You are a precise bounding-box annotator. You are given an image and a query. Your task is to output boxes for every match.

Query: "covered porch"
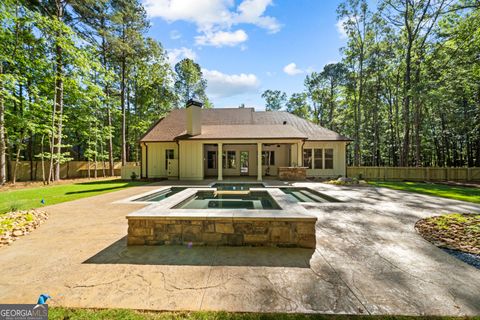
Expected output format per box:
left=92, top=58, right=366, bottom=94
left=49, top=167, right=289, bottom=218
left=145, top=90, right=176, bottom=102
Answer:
left=203, top=140, right=303, bottom=181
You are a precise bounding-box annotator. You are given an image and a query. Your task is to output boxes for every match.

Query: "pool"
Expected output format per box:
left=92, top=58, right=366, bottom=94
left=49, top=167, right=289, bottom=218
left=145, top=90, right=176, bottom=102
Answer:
left=211, top=183, right=265, bottom=191
left=133, top=187, right=187, bottom=202
left=280, top=187, right=340, bottom=203
left=173, top=190, right=281, bottom=209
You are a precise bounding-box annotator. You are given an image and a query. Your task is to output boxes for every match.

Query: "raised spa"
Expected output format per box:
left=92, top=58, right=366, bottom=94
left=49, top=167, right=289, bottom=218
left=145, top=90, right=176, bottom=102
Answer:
left=211, top=183, right=265, bottom=191
left=173, top=190, right=281, bottom=210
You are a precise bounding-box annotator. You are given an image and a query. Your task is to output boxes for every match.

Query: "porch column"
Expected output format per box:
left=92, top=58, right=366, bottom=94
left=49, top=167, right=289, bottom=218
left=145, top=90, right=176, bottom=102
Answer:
left=297, top=142, right=303, bottom=167
left=217, top=143, right=223, bottom=181
left=257, top=142, right=262, bottom=181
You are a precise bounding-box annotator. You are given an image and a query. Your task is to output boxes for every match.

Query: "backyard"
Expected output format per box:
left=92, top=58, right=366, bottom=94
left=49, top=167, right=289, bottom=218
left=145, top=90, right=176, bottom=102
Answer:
left=0, top=180, right=479, bottom=317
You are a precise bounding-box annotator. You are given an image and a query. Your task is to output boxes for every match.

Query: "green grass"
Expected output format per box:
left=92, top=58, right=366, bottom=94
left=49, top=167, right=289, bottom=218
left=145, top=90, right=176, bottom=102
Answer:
left=0, top=179, right=148, bottom=214
left=368, top=181, right=480, bottom=204
left=48, top=308, right=479, bottom=320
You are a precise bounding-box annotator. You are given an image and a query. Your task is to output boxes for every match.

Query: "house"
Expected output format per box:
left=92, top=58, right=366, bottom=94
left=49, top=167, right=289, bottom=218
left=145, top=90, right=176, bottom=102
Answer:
left=139, top=99, right=351, bottom=180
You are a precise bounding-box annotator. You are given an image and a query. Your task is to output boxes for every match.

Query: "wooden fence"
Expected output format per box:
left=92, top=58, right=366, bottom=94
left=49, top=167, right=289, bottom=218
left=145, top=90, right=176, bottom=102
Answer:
left=9, top=161, right=137, bottom=181
left=347, top=166, right=480, bottom=182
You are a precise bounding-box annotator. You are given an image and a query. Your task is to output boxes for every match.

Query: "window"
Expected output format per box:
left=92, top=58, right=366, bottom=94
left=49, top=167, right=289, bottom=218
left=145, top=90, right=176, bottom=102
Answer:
left=261, top=151, right=275, bottom=166
left=314, top=149, right=323, bottom=169
left=222, top=151, right=236, bottom=169
left=165, top=149, right=174, bottom=170
left=324, top=148, right=334, bottom=169
left=207, top=151, right=217, bottom=169
left=303, top=149, right=312, bottom=169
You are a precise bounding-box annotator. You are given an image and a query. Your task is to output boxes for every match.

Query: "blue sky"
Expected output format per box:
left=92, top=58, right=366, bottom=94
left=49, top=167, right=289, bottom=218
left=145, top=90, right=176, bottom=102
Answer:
left=144, top=0, right=348, bottom=109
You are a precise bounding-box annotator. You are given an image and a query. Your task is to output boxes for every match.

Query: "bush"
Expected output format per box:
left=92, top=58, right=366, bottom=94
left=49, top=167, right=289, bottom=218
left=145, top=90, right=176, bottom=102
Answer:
left=130, top=172, right=138, bottom=181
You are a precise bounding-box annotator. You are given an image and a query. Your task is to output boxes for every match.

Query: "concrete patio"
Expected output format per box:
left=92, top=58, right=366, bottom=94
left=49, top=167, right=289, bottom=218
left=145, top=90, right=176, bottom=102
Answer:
left=0, top=181, right=479, bottom=316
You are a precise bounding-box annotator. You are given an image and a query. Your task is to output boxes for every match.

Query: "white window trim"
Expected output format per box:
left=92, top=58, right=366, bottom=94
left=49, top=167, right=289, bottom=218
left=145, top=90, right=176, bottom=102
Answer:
left=304, top=148, right=334, bottom=170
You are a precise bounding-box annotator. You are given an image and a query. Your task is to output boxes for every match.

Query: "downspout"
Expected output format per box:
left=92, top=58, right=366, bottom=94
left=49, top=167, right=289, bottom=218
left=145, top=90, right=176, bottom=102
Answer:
left=176, top=140, right=180, bottom=180
left=145, top=143, right=149, bottom=179
left=140, top=142, right=144, bottom=178
left=345, top=142, right=349, bottom=177
left=301, top=139, right=306, bottom=166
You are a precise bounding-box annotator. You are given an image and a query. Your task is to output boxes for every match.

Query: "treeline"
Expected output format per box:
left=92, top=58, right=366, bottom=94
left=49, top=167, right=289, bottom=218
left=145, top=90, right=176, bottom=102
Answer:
left=0, top=0, right=209, bottom=184
left=263, top=0, right=480, bottom=168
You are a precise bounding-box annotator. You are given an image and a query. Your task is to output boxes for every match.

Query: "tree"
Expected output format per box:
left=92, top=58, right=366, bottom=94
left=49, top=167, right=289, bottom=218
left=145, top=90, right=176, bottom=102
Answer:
left=110, top=0, right=148, bottom=165
left=174, top=58, right=208, bottom=107
left=261, top=90, right=287, bottom=111
left=286, top=93, right=311, bottom=119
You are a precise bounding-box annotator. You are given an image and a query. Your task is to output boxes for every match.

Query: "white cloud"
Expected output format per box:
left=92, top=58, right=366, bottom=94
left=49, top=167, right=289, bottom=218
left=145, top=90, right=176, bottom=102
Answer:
left=336, top=17, right=349, bottom=39
left=235, top=0, right=281, bottom=33
left=195, top=29, right=248, bottom=47
left=167, top=47, right=197, bottom=65
left=170, top=29, right=182, bottom=40
left=203, top=68, right=260, bottom=98
left=143, top=0, right=281, bottom=47
left=283, top=63, right=303, bottom=76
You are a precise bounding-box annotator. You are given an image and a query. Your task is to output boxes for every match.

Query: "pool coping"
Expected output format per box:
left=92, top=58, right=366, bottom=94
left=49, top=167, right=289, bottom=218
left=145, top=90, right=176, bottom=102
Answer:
left=126, top=187, right=316, bottom=222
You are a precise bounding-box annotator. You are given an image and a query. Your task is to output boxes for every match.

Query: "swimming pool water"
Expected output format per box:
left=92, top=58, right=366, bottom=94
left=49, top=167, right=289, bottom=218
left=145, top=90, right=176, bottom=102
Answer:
left=173, top=191, right=281, bottom=209
left=133, top=187, right=187, bottom=202
left=279, top=188, right=339, bottom=203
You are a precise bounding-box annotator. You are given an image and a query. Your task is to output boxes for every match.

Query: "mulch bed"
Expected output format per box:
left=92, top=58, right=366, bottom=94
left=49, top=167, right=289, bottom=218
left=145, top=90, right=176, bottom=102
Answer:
left=415, top=213, right=480, bottom=255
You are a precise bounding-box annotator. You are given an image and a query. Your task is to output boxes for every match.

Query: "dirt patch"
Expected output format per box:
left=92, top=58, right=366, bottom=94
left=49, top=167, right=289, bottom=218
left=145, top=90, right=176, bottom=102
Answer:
left=415, top=213, right=480, bottom=255
left=1, top=209, right=49, bottom=246
left=0, top=177, right=120, bottom=191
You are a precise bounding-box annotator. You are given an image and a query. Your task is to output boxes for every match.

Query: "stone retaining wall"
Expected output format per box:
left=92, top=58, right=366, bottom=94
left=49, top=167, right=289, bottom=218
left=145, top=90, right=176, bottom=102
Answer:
left=278, top=167, right=307, bottom=181
left=127, top=217, right=316, bottom=248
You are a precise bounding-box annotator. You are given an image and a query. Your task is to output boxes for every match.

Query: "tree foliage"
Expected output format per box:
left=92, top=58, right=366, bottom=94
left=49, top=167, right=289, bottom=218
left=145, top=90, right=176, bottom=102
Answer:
left=263, top=0, right=480, bottom=167
left=0, top=0, right=210, bottom=183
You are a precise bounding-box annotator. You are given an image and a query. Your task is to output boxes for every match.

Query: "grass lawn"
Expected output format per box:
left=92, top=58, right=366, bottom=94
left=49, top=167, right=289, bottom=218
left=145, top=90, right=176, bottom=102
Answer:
left=368, top=181, right=480, bottom=204
left=49, top=308, right=479, bottom=320
left=0, top=179, right=148, bottom=214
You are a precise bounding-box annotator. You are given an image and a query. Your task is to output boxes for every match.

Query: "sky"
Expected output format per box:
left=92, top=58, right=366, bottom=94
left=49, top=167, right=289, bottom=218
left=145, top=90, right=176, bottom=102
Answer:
left=144, top=0, right=348, bottom=110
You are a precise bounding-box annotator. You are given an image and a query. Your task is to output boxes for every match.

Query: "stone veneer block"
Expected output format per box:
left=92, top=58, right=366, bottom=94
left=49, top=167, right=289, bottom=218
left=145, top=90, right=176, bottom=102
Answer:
left=127, top=216, right=316, bottom=249
left=278, top=167, right=308, bottom=181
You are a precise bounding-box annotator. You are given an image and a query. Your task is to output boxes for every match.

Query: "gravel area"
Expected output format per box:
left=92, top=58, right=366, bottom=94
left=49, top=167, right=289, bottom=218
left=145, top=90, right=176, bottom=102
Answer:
left=442, top=248, right=480, bottom=269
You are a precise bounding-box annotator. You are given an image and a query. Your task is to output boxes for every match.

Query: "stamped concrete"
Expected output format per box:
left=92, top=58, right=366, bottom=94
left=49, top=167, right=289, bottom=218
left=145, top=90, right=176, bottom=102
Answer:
left=0, top=181, right=479, bottom=315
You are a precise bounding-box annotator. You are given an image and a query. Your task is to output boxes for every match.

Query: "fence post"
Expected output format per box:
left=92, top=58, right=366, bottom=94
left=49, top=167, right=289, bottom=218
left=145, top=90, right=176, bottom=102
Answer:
left=467, top=167, right=471, bottom=181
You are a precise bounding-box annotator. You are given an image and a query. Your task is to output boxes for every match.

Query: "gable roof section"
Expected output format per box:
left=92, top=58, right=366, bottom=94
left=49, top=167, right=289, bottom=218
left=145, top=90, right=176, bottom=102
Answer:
left=140, top=108, right=351, bottom=142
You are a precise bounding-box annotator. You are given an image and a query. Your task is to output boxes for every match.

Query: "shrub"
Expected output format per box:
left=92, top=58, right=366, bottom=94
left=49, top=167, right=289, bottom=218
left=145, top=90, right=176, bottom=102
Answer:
left=130, top=172, right=138, bottom=180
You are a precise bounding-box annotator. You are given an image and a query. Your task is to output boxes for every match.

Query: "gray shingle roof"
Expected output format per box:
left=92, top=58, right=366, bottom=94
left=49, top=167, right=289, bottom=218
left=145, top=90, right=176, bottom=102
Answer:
left=140, top=108, right=351, bottom=142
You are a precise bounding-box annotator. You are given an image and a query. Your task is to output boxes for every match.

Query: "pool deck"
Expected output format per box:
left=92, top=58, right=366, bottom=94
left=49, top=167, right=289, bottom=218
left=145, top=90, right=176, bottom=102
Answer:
left=0, top=180, right=479, bottom=315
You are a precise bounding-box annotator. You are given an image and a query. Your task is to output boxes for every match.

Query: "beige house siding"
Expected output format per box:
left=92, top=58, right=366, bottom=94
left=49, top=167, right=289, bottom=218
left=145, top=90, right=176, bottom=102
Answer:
left=261, top=144, right=290, bottom=176
left=141, top=139, right=347, bottom=180
left=179, top=141, right=204, bottom=180
left=303, top=141, right=346, bottom=177
left=142, top=142, right=178, bottom=178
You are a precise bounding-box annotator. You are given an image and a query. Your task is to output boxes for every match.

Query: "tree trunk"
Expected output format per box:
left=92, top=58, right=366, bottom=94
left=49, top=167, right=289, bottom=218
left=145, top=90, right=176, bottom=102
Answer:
left=0, top=62, right=6, bottom=185
left=401, top=38, right=413, bottom=167
left=107, top=106, right=114, bottom=176
left=54, top=43, right=64, bottom=180
left=121, top=57, right=126, bottom=166
left=41, top=135, right=46, bottom=184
